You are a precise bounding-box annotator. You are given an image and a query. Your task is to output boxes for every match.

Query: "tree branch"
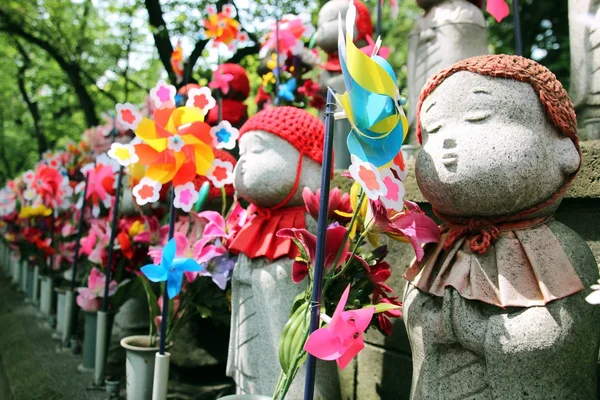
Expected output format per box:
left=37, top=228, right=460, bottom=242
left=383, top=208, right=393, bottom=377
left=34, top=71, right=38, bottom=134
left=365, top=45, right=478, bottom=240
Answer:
left=226, top=32, right=260, bottom=64
left=14, top=40, right=50, bottom=157
left=0, top=9, right=99, bottom=126
left=79, top=68, right=119, bottom=104
left=144, top=0, right=176, bottom=85
left=183, top=39, right=209, bottom=85
left=0, top=113, right=13, bottom=178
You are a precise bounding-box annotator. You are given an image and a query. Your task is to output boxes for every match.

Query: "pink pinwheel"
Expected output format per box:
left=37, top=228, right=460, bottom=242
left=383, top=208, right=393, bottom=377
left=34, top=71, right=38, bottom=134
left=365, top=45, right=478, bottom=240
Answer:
left=259, top=14, right=315, bottom=58
left=76, top=163, right=116, bottom=217
left=209, top=70, right=234, bottom=95
left=30, top=164, right=65, bottom=207
left=76, top=268, right=117, bottom=311
left=304, top=284, right=375, bottom=369
left=487, top=0, right=510, bottom=22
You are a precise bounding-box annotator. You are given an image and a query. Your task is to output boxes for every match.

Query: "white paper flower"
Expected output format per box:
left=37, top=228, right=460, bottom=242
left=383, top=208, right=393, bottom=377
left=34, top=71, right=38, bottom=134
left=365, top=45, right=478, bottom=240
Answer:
left=23, top=188, right=38, bottom=202
left=222, top=4, right=236, bottom=17
left=173, top=183, right=199, bottom=212
left=167, top=134, right=185, bottom=152
left=115, top=103, right=143, bottom=131
left=22, top=170, right=34, bottom=184
left=348, top=155, right=387, bottom=200
left=380, top=168, right=406, bottom=212
left=186, top=87, right=216, bottom=115
left=206, top=159, right=234, bottom=188
left=132, top=178, right=162, bottom=206
left=150, top=80, right=176, bottom=109
left=205, top=4, right=217, bottom=15
left=586, top=280, right=600, bottom=305
left=107, top=143, right=139, bottom=167
left=236, top=31, right=249, bottom=45
left=210, top=121, right=239, bottom=150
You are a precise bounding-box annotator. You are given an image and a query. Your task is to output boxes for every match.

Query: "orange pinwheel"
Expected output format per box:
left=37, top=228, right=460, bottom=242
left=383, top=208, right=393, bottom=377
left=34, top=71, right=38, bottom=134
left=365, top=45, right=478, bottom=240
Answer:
left=115, top=80, right=217, bottom=209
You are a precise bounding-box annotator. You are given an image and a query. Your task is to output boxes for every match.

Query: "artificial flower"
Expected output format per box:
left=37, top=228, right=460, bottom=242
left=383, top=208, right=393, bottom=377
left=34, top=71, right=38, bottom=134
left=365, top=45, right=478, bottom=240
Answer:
left=80, top=220, right=111, bottom=265
left=115, top=103, right=143, bottom=131
left=210, top=121, right=239, bottom=150
left=487, top=0, right=510, bottom=22
left=117, top=231, right=134, bottom=259
left=18, top=204, right=53, bottom=219
left=349, top=156, right=388, bottom=201
left=259, top=14, right=314, bottom=58
left=132, top=177, right=162, bottom=206
left=173, top=182, right=199, bottom=212
left=379, top=168, right=405, bottom=212
left=186, top=87, right=216, bottom=115
left=154, top=295, right=182, bottom=332
left=76, top=163, right=116, bottom=217
left=141, top=237, right=203, bottom=299
left=304, top=284, right=375, bottom=369
left=30, top=164, right=65, bottom=207
left=76, top=268, right=118, bottom=312
left=206, top=158, right=234, bottom=188
left=277, top=225, right=349, bottom=283
left=108, top=143, right=139, bottom=167
left=133, top=216, right=168, bottom=245
left=302, top=187, right=352, bottom=224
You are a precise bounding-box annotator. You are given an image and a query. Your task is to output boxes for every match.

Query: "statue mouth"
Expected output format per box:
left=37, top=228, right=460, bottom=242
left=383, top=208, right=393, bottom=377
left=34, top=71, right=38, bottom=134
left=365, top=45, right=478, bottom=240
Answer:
left=441, top=153, right=458, bottom=166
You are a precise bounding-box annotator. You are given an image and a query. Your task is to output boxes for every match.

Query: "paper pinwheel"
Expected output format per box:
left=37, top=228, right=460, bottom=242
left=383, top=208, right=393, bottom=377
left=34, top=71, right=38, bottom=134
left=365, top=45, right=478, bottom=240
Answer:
left=259, top=14, right=315, bottom=58
left=304, top=284, right=375, bottom=369
left=278, top=78, right=297, bottom=102
left=141, top=237, right=203, bottom=299
left=209, top=70, right=234, bottom=95
left=118, top=81, right=218, bottom=210
left=336, top=2, right=408, bottom=169
left=201, top=4, right=249, bottom=50
left=171, top=40, right=184, bottom=82
left=487, top=0, right=510, bottom=23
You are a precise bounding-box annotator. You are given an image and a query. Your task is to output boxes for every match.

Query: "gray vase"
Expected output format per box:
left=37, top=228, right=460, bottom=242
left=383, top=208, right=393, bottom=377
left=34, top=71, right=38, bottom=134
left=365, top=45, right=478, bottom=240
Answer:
left=80, top=311, right=98, bottom=372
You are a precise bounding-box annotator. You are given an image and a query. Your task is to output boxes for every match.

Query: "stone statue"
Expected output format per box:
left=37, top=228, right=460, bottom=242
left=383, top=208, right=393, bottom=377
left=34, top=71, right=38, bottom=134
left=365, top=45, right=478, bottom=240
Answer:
left=227, top=107, right=340, bottom=398
left=569, top=0, right=600, bottom=139
left=403, top=55, right=600, bottom=399
left=406, top=0, right=488, bottom=146
left=316, top=0, right=373, bottom=169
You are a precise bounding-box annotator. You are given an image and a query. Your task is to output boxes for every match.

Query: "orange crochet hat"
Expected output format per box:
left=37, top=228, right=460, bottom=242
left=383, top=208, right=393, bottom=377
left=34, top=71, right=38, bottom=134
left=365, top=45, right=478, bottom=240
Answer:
left=416, top=55, right=578, bottom=150
left=218, top=63, right=250, bottom=99
left=240, top=106, right=325, bottom=165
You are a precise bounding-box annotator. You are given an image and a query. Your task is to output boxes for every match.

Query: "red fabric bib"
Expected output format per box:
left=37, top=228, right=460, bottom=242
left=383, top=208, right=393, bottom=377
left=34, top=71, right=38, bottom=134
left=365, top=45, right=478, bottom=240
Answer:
left=229, top=205, right=306, bottom=261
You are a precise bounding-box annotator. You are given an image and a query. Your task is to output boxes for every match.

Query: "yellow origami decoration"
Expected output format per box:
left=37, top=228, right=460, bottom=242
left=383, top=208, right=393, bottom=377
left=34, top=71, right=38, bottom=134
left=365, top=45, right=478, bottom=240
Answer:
left=113, top=81, right=217, bottom=209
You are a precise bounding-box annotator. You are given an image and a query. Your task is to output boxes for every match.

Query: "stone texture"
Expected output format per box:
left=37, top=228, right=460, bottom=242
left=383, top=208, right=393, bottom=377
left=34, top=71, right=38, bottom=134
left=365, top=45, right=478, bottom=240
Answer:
left=228, top=128, right=340, bottom=398
left=406, top=0, right=489, bottom=145
left=404, top=63, right=600, bottom=399
left=569, top=0, right=600, bottom=140
left=416, top=71, right=580, bottom=217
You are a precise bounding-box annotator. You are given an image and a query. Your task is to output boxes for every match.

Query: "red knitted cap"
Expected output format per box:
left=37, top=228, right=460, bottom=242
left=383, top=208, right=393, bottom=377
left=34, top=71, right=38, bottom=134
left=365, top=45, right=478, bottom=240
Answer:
left=206, top=99, right=248, bottom=127
left=416, top=55, right=579, bottom=153
left=354, top=0, right=373, bottom=41
left=218, top=63, right=250, bottom=99
left=240, top=107, right=325, bottom=165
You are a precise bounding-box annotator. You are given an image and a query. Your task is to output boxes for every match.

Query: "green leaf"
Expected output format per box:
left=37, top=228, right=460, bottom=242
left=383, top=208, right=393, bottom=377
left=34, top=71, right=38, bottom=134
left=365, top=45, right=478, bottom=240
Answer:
left=365, top=303, right=402, bottom=314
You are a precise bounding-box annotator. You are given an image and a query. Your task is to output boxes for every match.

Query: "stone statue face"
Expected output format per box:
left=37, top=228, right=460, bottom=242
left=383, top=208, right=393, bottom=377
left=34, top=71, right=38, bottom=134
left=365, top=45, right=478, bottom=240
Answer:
left=234, top=130, right=322, bottom=208
left=316, top=0, right=350, bottom=54
left=416, top=71, right=580, bottom=217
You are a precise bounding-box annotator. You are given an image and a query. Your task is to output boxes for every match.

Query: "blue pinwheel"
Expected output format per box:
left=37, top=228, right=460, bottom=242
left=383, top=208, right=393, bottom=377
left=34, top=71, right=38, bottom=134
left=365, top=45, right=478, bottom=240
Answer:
left=278, top=78, right=297, bottom=102
left=141, top=237, right=203, bottom=298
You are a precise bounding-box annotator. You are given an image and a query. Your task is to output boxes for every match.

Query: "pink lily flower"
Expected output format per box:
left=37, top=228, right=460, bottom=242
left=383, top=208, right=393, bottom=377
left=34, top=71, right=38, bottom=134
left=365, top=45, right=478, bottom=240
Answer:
left=154, top=295, right=182, bottom=332
left=304, top=284, right=375, bottom=369
left=133, top=216, right=169, bottom=246
left=365, top=199, right=440, bottom=261
left=80, top=220, right=111, bottom=265
left=487, top=0, right=510, bottom=22
left=76, top=268, right=117, bottom=312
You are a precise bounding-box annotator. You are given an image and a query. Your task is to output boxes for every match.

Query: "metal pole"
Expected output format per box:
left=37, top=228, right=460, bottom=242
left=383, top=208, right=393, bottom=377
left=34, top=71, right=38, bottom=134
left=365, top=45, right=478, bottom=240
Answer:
left=513, top=0, right=523, bottom=56
left=303, top=90, right=336, bottom=400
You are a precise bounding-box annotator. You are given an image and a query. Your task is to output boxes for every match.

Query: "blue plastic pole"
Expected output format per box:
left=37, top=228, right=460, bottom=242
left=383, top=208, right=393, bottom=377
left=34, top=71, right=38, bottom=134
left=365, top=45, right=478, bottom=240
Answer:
left=513, top=0, right=523, bottom=56
left=159, top=187, right=177, bottom=355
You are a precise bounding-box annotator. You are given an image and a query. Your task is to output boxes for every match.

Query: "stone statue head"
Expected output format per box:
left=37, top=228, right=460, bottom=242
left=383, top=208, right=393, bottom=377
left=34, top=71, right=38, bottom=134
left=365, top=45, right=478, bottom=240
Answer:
left=316, top=0, right=373, bottom=55
left=416, top=0, right=483, bottom=11
left=415, top=55, right=580, bottom=218
left=234, top=107, right=324, bottom=209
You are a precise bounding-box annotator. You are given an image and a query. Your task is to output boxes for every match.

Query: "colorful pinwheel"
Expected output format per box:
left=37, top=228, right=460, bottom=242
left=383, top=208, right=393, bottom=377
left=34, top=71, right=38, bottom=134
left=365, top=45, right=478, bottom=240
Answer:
left=141, top=237, right=203, bottom=299
left=171, top=40, right=184, bottom=83
left=209, top=69, right=234, bottom=95
left=201, top=4, right=249, bottom=50
left=76, top=162, right=117, bottom=218
left=259, top=14, right=315, bottom=58
left=336, top=2, right=408, bottom=169
left=117, top=81, right=218, bottom=210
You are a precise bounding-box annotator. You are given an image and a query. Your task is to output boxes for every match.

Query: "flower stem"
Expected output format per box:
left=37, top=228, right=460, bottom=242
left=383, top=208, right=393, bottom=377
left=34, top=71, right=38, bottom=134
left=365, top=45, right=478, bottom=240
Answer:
left=329, top=190, right=366, bottom=274
left=220, top=187, right=227, bottom=217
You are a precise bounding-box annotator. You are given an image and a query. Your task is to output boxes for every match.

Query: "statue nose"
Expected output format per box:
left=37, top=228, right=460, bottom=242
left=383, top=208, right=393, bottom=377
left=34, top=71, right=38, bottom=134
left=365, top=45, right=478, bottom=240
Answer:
left=443, top=138, right=456, bottom=149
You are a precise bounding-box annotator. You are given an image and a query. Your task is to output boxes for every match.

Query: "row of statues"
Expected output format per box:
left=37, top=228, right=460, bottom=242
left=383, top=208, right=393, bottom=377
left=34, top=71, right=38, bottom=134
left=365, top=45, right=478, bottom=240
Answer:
left=225, top=1, right=600, bottom=399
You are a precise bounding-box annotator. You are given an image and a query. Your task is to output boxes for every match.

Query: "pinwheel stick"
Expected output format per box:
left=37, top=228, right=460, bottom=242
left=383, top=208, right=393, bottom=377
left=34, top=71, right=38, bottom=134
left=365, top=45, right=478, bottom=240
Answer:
left=274, top=15, right=281, bottom=106
left=303, top=89, right=336, bottom=400
left=63, top=172, right=90, bottom=346
left=94, top=164, right=124, bottom=386
left=159, top=187, right=177, bottom=355
left=513, top=0, right=523, bottom=56
left=376, top=0, right=383, bottom=38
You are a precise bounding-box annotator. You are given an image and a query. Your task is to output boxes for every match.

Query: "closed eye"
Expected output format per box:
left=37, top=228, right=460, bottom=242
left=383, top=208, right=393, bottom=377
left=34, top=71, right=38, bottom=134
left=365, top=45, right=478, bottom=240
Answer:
left=425, top=124, right=442, bottom=134
left=464, top=111, right=491, bottom=122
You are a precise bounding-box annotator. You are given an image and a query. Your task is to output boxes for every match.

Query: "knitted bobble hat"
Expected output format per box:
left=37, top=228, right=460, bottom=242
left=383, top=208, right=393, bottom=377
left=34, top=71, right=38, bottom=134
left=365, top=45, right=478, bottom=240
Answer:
left=240, top=106, right=325, bottom=165
left=354, top=0, right=374, bottom=42
left=218, top=63, right=250, bottom=99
